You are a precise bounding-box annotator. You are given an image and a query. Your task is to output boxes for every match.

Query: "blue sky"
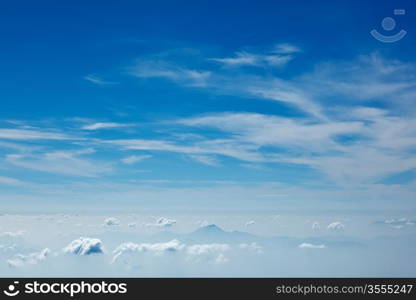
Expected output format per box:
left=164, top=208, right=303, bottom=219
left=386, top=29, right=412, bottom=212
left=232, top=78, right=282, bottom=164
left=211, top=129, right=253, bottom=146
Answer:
left=1, top=0, right=416, bottom=214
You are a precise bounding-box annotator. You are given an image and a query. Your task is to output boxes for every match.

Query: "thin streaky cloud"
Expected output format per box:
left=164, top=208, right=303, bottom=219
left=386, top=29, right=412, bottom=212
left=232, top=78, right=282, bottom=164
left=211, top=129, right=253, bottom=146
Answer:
left=84, top=74, right=118, bottom=86
left=188, top=155, right=220, bottom=166
left=120, top=155, right=152, bottom=165
left=129, top=60, right=211, bottom=87
left=5, top=151, right=111, bottom=178
left=81, top=122, right=133, bottom=131
left=0, top=176, right=25, bottom=186
left=0, top=128, right=73, bottom=140
left=210, top=51, right=292, bottom=68
left=271, top=43, right=301, bottom=54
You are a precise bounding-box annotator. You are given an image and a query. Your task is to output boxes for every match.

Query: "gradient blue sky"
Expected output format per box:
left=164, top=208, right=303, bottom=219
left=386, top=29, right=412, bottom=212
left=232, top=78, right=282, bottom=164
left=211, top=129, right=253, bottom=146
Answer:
left=0, top=0, right=416, bottom=214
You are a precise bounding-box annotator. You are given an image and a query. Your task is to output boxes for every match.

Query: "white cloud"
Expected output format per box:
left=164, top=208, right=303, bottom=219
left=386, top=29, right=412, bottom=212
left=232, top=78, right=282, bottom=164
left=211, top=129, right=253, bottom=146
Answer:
left=5, top=151, right=111, bottom=178
left=112, top=240, right=185, bottom=263
left=298, top=53, right=416, bottom=113
left=63, top=237, right=104, bottom=255
left=211, top=51, right=258, bottom=66
left=81, top=122, right=131, bottom=130
left=103, top=217, right=120, bottom=226
left=7, top=248, right=50, bottom=267
left=186, top=243, right=230, bottom=255
left=123, top=51, right=416, bottom=187
left=298, top=243, right=326, bottom=249
left=111, top=240, right=232, bottom=266
left=0, top=129, right=71, bottom=140
left=178, top=112, right=362, bottom=153
left=271, top=43, right=301, bottom=54
left=379, top=218, right=415, bottom=228
left=186, top=243, right=230, bottom=264
left=120, top=155, right=152, bottom=165
left=327, top=222, right=345, bottom=232
left=178, top=111, right=416, bottom=186
left=146, top=217, right=176, bottom=228
left=106, top=138, right=263, bottom=163
left=211, top=51, right=292, bottom=68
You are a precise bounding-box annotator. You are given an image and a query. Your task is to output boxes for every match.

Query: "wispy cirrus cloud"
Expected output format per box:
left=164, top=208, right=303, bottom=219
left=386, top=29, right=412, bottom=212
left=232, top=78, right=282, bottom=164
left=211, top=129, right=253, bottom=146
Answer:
left=211, top=51, right=293, bottom=68
left=120, top=155, right=152, bottom=165
left=0, top=128, right=72, bottom=140
left=271, top=43, right=301, bottom=54
left=5, top=150, right=111, bottom=178
left=0, top=176, right=25, bottom=186
left=176, top=109, right=416, bottom=185
left=188, top=155, right=220, bottom=166
left=84, top=74, right=118, bottom=86
left=106, top=138, right=263, bottom=163
left=81, top=122, right=133, bottom=131
left=1, top=49, right=415, bottom=200
left=129, top=60, right=211, bottom=87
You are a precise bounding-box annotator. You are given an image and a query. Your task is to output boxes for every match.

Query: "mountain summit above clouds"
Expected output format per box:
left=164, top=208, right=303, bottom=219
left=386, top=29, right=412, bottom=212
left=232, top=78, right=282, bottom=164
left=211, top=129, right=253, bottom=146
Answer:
left=189, top=224, right=258, bottom=243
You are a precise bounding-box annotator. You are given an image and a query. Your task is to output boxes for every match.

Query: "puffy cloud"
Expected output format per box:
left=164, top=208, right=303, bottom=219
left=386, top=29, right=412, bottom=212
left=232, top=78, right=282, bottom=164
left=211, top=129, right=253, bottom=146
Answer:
left=103, top=217, right=120, bottom=226
left=112, top=240, right=185, bottom=263
left=186, top=243, right=230, bottom=255
left=327, top=222, right=345, bottom=231
left=7, top=248, right=50, bottom=267
left=298, top=243, right=326, bottom=249
left=111, top=239, right=233, bottom=267
left=146, top=217, right=176, bottom=228
left=186, top=243, right=230, bottom=264
left=63, top=237, right=104, bottom=255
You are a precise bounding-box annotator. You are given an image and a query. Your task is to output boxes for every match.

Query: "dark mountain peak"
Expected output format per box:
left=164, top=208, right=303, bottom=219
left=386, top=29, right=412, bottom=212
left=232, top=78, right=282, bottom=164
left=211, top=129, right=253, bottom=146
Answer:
left=194, top=224, right=225, bottom=233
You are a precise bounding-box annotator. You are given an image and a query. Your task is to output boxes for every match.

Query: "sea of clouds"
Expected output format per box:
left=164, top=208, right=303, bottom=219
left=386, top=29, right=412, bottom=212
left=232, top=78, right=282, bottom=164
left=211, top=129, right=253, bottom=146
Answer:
left=1, top=214, right=415, bottom=277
